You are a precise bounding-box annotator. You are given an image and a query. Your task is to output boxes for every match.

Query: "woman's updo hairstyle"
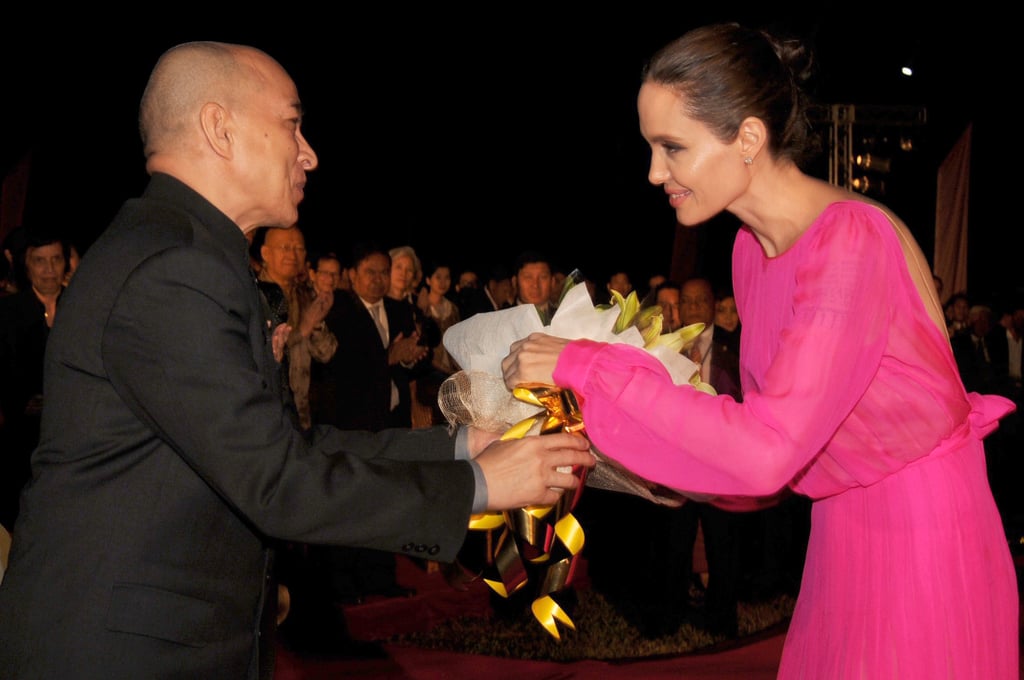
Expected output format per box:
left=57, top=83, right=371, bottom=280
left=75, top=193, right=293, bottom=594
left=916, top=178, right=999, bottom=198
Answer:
left=642, top=22, right=819, bottom=168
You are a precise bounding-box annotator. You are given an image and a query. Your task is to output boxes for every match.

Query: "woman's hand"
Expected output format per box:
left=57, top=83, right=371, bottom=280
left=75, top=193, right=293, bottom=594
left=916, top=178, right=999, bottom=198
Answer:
left=501, top=332, right=572, bottom=389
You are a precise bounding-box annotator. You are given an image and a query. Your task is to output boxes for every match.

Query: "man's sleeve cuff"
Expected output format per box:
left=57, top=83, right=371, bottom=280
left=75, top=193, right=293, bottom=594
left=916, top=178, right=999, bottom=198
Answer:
left=469, top=459, right=487, bottom=513
left=455, top=427, right=488, bottom=513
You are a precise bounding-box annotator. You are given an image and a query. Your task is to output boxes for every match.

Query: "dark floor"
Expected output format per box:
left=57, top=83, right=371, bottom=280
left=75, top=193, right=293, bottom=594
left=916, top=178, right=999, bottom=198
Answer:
left=274, top=551, right=1024, bottom=679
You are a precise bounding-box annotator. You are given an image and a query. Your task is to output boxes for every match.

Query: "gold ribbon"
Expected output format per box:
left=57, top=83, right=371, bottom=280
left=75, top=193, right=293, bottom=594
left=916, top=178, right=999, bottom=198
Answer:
left=458, top=384, right=589, bottom=640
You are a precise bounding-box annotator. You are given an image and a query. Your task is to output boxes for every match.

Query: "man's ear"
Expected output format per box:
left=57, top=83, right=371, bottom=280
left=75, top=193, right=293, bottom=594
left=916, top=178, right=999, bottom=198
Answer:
left=199, top=102, right=233, bottom=159
left=738, top=117, right=767, bottom=161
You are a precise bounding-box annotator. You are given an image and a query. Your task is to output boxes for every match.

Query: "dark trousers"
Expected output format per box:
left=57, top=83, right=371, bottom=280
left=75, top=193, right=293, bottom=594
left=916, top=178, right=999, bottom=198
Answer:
left=307, top=545, right=398, bottom=602
left=736, top=493, right=811, bottom=600
left=666, top=500, right=740, bottom=635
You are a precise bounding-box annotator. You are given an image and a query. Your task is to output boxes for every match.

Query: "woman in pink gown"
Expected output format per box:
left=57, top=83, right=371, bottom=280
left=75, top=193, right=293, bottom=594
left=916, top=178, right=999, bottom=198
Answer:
left=501, top=23, right=1018, bottom=679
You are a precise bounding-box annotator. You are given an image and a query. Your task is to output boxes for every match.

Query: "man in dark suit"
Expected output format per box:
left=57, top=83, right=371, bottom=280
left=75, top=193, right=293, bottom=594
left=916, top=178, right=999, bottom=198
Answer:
left=953, top=303, right=1021, bottom=543
left=670, top=279, right=808, bottom=627
left=457, top=263, right=513, bottom=319
left=322, top=242, right=429, bottom=432
left=0, top=41, right=593, bottom=680
left=575, top=277, right=745, bottom=638
left=659, top=277, right=744, bottom=637
left=952, top=304, right=1007, bottom=394
left=301, top=242, right=431, bottom=609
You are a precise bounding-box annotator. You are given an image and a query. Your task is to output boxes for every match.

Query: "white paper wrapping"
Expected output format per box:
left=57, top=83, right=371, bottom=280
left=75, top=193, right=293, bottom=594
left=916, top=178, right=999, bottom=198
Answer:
left=440, top=283, right=712, bottom=506
left=444, top=284, right=697, bottom=386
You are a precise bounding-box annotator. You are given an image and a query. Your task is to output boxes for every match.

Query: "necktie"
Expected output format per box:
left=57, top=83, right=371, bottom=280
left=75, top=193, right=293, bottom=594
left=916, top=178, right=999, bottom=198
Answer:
left=688, top=344, right=703, bottom=381
left=371, top=303, right=400, bottom=410
left=371, top=304, right=388, bottom=347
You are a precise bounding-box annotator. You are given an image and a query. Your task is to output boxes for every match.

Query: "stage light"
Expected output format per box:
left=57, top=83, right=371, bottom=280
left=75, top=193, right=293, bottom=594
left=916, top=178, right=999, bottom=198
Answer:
left=854, top=153, right=891, bottom=174
left=851, top=176, right=885, bottom=195
left=813, top=103, right=924, bottom=197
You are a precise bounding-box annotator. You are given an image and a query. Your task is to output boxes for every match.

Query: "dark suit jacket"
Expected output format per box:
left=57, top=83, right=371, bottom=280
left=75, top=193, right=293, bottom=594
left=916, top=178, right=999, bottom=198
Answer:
left=456, top=286, right=504, bottom=319
left=0, top=287, right=62, bottom=530
left=633, top=324, right=746, bottom=625
left=0, top=174, right=476, bottom=680
left=706, top=325, right=742, bottom=401
left=321, top=291, right=425, bottom=432
left=952, top=327, right=1008, bottom=394
left=0, top=288, right=56, bottom=419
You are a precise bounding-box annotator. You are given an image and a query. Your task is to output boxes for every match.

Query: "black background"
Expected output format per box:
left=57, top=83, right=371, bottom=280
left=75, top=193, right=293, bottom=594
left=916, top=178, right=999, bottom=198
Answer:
left=2, top=9, right=1014, bottom=300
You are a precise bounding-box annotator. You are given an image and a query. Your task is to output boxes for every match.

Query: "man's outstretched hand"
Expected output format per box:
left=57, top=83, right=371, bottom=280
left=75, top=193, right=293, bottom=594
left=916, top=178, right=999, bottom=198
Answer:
left=473, top=432, right=594, bottom=510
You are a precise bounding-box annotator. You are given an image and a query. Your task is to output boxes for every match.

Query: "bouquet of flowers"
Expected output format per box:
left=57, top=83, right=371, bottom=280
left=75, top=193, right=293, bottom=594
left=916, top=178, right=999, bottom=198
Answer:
left=438, top=270, right=712, bottom=639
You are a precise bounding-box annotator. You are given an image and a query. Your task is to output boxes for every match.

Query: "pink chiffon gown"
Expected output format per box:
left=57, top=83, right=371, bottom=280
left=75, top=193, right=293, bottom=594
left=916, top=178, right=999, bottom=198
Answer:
left=555, top=201, right=1019, bottom=679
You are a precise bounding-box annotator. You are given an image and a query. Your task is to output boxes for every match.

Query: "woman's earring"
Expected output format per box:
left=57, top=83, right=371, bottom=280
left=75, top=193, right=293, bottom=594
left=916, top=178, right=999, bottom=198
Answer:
left=743, top=157, right=753, bottom=165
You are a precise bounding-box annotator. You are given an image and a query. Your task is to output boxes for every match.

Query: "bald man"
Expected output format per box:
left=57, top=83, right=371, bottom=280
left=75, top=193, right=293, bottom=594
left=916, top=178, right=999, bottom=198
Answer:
left=0, top=42, right=592, bottom=679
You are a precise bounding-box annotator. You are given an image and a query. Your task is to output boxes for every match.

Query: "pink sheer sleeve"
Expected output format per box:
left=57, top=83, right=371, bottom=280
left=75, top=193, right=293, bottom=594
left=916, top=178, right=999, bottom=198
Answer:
left=553, top=210, right=893, bottom=498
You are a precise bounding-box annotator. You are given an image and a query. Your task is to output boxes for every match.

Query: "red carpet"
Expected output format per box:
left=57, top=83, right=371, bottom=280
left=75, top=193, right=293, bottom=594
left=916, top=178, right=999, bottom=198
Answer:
left=274, top=554, right=1023, bottom=679
left=274, top=631, right=787, bottom=679
left=273, top=555, right=787, bottom=679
